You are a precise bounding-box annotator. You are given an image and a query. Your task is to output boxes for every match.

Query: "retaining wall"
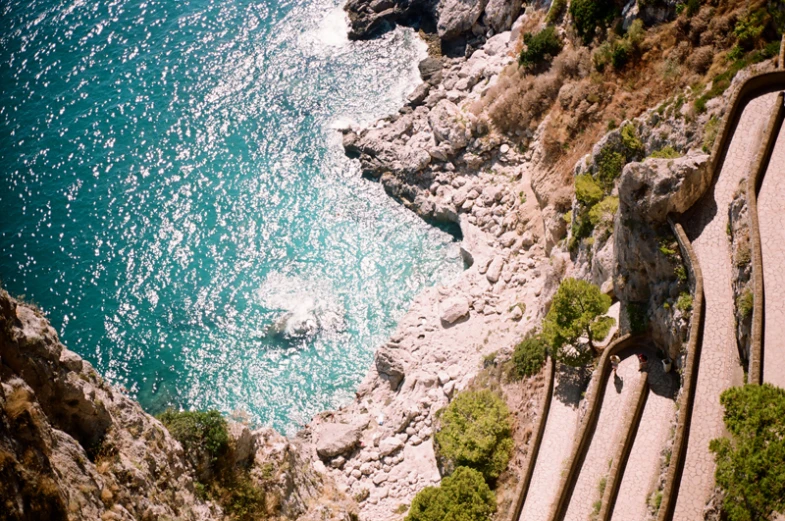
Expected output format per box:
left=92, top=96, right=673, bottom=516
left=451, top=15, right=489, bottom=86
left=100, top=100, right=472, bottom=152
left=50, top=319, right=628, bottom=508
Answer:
left=548, top=333, right=647, bottom=521
left=746, top=92, right=785, bottom=385
left=507, top=356, right=555, bottom=521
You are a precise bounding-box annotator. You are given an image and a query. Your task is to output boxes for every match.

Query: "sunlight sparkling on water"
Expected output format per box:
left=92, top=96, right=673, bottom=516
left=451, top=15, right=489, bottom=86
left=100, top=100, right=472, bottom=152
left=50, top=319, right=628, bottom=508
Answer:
left=0, top=0, right=461, bottom=433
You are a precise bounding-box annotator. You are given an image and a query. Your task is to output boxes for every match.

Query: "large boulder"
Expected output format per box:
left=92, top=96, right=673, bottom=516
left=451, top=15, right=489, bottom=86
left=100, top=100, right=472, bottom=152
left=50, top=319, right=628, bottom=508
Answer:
left=376, top=346, right=407, bottom=390
left=428, top=99, right=470, bottom=152
left=440, top=295, right=471, bottom=324
left=483, top=0, right=521, bottom=33
left=618, top=151, right=710, bottom=223
left=315, top=418, right=368, bottom=459
left=437, top=0, right=487, bottom=40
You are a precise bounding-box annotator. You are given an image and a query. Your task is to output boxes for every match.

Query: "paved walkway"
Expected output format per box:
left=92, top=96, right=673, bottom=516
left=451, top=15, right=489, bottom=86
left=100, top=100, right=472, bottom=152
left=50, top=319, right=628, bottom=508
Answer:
left=563, top=353, right=642, bottom=521
left=758, top=107, right=785, bottom=390
left=610, top=349, right=678, bottom=521
left=518, top=367, right=584, bottom=521
left=676, top=92, right=779, bottom=520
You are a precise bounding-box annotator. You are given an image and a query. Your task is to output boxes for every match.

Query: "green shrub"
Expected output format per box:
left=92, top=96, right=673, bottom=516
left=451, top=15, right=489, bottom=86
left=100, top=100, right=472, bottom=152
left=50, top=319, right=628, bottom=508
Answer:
left=543, top=278, right=612, bottom=362
left=702, top=116, right=720, bottom=153
left=520, top=27, right=563, bottom=70
left=649, top=146, right=681, bottom=159
left=575, top=174, right=604, bottom=206
left=588, top=196, right=619, bottom=228
left=734, top=9, right=766, bottom=49
left=621, top=124, right=644, bottom=160
left=570, top=0, right=617, bottom=44
left=157, top=409, right=229, bottom=465
left=546, top=0, right=568, bottom=24
left=223, top=475, right=267, bottom=521
left=597, top=148, right=625, bottom=191
left=675, top=264, right=688, bottom=283
left=676, top=292, right=693, bottom=312
left=593, top=41, right=613, bottom=72
left=709, top=384, right=785, bottom=521
left=611, top=39, right=631, bottom=69
left=685, top=0, right=700, bottom=16
left=626, top=302, right=648, bottom=334
left=435, top=390, right=513, bottom=481
left=590, top=315, right=615, bottom=341
left=406, top=467, right=496, bottom=521
left=737, top=289, right=753, bottom=318
left=511, top=335, right=547, bottom=380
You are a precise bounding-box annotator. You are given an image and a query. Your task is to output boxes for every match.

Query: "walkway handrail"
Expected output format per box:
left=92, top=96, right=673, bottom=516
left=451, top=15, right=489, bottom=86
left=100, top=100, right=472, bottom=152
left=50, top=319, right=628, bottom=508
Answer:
left=656, top=219, right=705, bottom=521
left=597, top=371, right=649, bottom=521
left=548, top=333, right=647, bottom=521
left=746, top=92, right=785, bottom=384
left=508, top=356, right=555, bottom=521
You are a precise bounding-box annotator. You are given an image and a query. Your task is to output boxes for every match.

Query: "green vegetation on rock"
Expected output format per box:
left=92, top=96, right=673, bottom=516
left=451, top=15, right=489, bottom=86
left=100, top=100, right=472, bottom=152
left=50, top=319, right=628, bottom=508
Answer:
left=435, top=390, right=513, bottom=481
left=648, top=145, right=681, bottom=159
left=157, top=409, right=229, bottom=465
left=576, top=174, right=605, bottom=206
left=710, top=384, right=785, bottom=521
left=596, top=148, right=625, bottom=192
left=405, top=466, right=496, bottom=521
left=737, top=289, right=753, bottom=318
left=570, top=0, right=617, bottom=44
left=543, top=278, right=613, bottom=363
left=520, top=26, right=563, bottom=70
left=676, top=292, right=693, bottom=312
left=588, top=196, right=619, bottom=228
left=510, top=335, right=548, bottom=380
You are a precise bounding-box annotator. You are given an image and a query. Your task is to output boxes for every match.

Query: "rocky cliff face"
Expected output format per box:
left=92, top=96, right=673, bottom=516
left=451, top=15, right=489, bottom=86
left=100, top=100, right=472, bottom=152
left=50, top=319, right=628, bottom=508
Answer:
left=0, top=291, right=355, bottom=521
left=344, top=0, right=522, bottom=50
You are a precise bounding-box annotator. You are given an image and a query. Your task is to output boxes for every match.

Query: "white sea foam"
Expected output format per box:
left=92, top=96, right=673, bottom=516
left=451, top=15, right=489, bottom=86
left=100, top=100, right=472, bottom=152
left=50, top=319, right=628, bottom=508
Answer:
left=312, top=6, right=350, bottom=48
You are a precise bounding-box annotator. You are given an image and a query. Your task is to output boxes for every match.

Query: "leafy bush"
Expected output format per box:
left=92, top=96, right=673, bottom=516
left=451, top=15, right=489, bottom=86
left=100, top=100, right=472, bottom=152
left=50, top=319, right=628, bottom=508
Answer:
left=737, top=289, right=753, bottom=318
left=709, top=384, right=785, bottom=521
left=621, top=124, right=644, bottom=160
left=435, top=390, right=513, bottom=481
left=597, top=148, right=625, bottom=191
left=649, top=146, right=681, bottom=159
left=570, top=0, right=617, bottom=44
left=543, top=278, right=612, bottom=362
left=588, top=196, right=619, bottom=228
left=406, top=467, right=496, bottom=521
left=520, top=27, right=563, bottom=70
left=734, top=9, right=767, bottom=49
left=685, top=0, right=700, bottom=17
left=511, top=335, right=548, bottom=380
left=223, top=475, right=267, bottom=521
left=676, top=292, right=693, bottom=312
left=546, top=0, right=568, bottom=24
left=575, top=174, right=604, bottom=206
left=611, top=39, right=631, bottom=69
left=593, top=41, right=613, bottom=72
left=157, top=409, right=229, bottom=466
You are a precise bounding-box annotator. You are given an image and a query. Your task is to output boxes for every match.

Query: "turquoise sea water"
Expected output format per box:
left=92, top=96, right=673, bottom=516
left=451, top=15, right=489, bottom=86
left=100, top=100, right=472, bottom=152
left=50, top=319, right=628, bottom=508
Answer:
left=0, top=0, right=461, bottom=433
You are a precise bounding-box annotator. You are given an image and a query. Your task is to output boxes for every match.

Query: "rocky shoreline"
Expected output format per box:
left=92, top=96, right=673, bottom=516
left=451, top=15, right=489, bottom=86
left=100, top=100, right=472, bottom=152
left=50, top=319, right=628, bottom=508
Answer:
left=3, top=0, right=777, bottom=518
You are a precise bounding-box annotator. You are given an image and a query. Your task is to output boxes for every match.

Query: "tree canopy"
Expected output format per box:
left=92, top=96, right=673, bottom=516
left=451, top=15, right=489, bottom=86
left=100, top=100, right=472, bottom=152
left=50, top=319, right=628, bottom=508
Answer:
left=405, top=466, right=496, bottom=521
left=434, top=390, right=513, bottom=481
left=709, top=384, right=785, bottom=521
left=542, top=278, right=612, bottom=365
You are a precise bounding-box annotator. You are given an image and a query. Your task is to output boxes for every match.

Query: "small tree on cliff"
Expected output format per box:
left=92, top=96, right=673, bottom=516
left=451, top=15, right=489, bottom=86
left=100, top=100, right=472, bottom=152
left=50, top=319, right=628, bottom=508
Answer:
left=543, top=278, right=612, bottom=365
left=710, top=384, right=785, bottom=521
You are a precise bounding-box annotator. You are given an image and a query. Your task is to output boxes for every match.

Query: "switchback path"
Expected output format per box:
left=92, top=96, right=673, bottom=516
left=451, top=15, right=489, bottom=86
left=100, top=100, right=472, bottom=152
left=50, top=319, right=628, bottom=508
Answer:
left=674, top=91, right=779, bottom=520
left=518, top=367, right=584, bottom=521
left=758, top=106, right=785, bottom=390
left=562, top=352, right=642, bottom=521
left=610, top=350, right=678, bottom=521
